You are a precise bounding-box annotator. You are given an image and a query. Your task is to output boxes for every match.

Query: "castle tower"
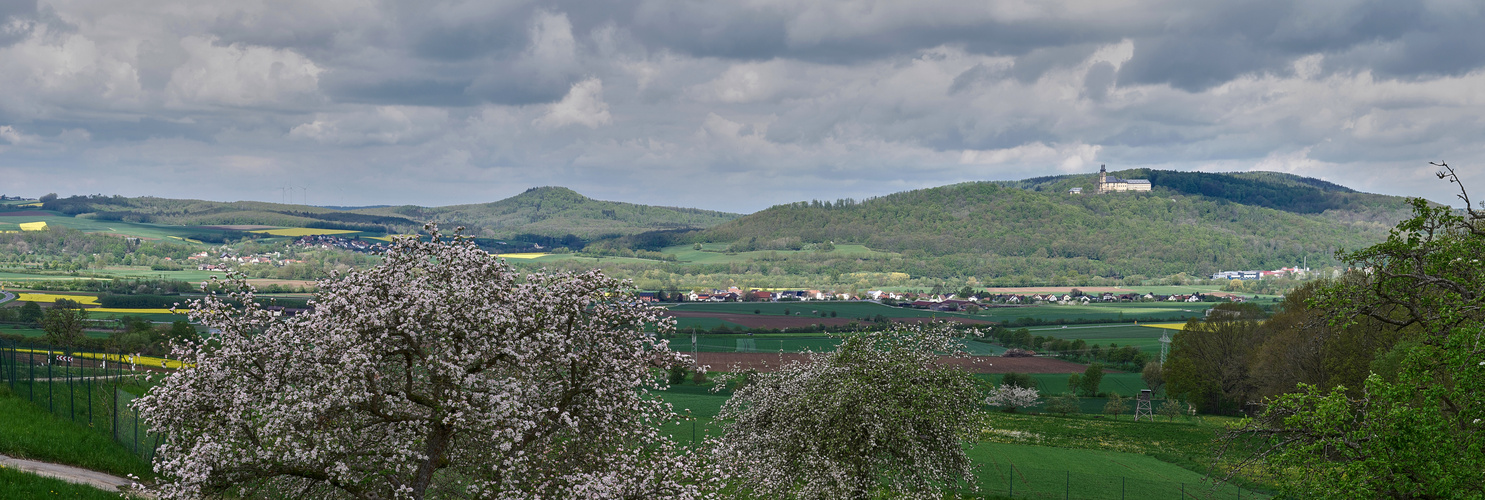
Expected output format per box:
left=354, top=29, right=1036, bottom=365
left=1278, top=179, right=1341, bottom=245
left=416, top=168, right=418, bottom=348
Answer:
left=1098, top=164, right=1107, bottom=193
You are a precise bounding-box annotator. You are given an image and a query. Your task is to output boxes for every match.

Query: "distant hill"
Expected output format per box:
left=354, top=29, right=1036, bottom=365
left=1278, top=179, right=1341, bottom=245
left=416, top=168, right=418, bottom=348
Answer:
left=352, top=187, right=740, bottom=240
left=39, top=188, right=742, bottom=242
left=692, top=170, right=1414, bottom=279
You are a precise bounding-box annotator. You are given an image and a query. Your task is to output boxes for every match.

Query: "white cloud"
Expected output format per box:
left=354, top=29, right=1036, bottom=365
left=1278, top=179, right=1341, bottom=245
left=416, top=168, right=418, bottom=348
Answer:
left=3, top=0, right=1485, bottom=211
left=290, top=106, right=450, bottom=145
left=534, top=78, right=612, bottom=129
left=165, top=35, right=323, bottom=107
left=0, top=126, right=41, bottom=146
left=526, top=10, right=578, bottom=78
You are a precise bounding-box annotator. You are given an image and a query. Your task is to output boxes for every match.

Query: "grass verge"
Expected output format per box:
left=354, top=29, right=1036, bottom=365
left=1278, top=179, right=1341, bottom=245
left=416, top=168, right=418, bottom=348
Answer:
left=0, top=386, right=152, bottom=478
left=0, top=466, right=128, bottom=499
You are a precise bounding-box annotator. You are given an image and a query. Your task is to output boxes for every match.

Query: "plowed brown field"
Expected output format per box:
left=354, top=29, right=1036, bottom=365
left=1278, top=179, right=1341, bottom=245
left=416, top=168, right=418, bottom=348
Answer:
left=663, top=311, right=997, bottom=328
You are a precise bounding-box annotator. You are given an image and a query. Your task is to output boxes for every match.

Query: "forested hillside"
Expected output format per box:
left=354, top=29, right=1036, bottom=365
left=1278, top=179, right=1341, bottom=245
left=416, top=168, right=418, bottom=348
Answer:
left=694, top=171, right=1412, bottom=280
left=353, top=187, right=740, bottom=239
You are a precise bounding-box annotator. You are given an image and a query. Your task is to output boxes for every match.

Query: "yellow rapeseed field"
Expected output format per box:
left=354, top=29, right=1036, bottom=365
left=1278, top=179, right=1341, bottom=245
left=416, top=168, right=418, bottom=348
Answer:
left=18, top=221, right=47, bottom=231
left=16, top=293, right=100, bottom=305
left=92, top=308, right=178, bottom=314
left=250, top=228, right=361, bottom=237
left=1143, top=322, right=1189, bottom=331
left=498, top=253, right=549, bottom=259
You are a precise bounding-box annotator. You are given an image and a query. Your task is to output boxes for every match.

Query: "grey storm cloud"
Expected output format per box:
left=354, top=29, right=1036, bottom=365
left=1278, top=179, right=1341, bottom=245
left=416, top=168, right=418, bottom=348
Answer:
left=1, top=0, right=1484, bottom=212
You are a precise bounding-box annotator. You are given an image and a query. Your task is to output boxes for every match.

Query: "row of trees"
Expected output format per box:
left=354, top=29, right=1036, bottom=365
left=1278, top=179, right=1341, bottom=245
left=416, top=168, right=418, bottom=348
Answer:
left=988, top=327, right=1152, bottom=371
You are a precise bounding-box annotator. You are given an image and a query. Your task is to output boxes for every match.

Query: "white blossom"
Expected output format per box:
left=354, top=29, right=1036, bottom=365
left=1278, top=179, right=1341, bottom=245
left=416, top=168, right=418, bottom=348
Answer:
left=708, top=323, right=981, bottom=499
left=134, top=224, right=720, bottom=499
left=985, top=385, right=1042, bottom=412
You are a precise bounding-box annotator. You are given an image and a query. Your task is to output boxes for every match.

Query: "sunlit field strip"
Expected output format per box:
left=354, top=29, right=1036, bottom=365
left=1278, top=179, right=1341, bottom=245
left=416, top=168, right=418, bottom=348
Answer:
left=497, top=253, right=549, bottom=259
left=249, top=228, right=361, bottom=236
left=91, top=308, right=177, bottom=314
left=15, top=293, right=100, bottom=305
left=1143, top=322, right=1189, bottom=330
left=13, top=348, right=189, bottom=369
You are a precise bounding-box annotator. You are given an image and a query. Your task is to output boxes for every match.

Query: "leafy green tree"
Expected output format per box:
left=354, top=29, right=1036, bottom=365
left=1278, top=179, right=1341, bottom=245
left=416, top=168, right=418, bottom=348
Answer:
left=42, top=299, right=88, bottom=349
left=18, top=301, right=43, bottom=324
left=1045, top=393, right=1081, bottom=416
left=1078, top=363, right=1105, bottom=397
left=1140, top=362, right=1165, bottom=395
left=1103, top=393, right=1128, bottom=418
left=1156, top=400, right=1183, bottom=421
left=166, top=320, right=197, bottom=345
left=1165, top=315, right=1264, bottom=414
left=1000, top=372, right=1036, bottom=389
left=1223, top=164, right=1485, bottom=498
left=711, top=323, right=981, bottom=499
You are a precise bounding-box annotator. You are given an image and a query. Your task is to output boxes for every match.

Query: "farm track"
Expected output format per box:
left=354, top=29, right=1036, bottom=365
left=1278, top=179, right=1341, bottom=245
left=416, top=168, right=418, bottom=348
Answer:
left=693, top=353, right=1093, bottom=373
left=0, top=453, right=146, bottom=496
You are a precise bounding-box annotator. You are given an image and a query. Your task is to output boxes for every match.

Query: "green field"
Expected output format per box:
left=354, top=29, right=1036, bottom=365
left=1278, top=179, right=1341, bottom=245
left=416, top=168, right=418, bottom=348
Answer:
left=0, top=271, right=104, bottom=282
left=653, top=381, right=1271, bottom=498
left=969, top=442, right=1263, bottom=499
left=1020, top=324, right=1171, bottom=355
left=0, top=211, right=221, bottom=241
left=978, top=302, right=1212, bottom=324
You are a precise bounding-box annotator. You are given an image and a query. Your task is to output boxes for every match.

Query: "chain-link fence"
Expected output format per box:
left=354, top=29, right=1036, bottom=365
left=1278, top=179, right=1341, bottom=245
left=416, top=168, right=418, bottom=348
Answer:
left=0, top=338, right=162, bottom=462
left=978, top=464, right=1269, bottom=499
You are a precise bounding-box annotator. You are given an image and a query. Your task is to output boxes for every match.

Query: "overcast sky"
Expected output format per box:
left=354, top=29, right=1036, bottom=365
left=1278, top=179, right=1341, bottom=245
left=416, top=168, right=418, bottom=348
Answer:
left=2, top=0, right=1484, bottom=212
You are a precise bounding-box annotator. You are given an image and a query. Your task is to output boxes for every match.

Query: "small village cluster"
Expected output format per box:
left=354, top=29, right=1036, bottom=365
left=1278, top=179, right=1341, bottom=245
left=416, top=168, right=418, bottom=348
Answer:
left=180, top=250, right=304, bottom=271
left=1209, top=266, right=1308, bottom=280
left=292, top=234, right=388, bottom=253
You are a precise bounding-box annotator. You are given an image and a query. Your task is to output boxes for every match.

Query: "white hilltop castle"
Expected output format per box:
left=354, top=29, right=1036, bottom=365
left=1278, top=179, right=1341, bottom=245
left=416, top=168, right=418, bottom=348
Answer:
left=1097, top=165, right=1151, bottom=193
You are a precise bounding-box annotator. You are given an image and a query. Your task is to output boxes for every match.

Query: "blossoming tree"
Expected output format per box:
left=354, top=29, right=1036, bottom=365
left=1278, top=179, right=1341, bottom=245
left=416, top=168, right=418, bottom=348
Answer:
left=135, top=226, right=715, bottom=499
left=709, top=323, right=982, bottom=500
left=985, top=385, right=1041, bottom=412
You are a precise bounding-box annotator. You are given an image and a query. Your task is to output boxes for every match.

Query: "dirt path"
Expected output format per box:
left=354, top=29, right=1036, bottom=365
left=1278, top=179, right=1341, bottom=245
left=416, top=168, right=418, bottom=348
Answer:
left=0, top=453, right=146, bottom=496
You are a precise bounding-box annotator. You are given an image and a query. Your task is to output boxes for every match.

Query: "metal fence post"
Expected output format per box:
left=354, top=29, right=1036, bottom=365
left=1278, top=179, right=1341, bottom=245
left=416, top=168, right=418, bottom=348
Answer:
left=68, top=356, right=74, bottom=422
left=1009, top=465, right=1014, bottom=497
left=1123, top=476, right=1126, bottom=500
left=1065, top=470, right=1070, bottom=500
left=47, top=351, right=52, bottom=412
left=87, top=355, right=93, bottom=426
